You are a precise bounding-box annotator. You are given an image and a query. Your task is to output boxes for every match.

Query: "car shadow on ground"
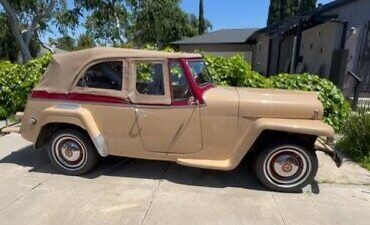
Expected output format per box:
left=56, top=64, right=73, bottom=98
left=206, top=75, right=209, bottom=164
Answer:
left=0, top=145, right=319, bottom=193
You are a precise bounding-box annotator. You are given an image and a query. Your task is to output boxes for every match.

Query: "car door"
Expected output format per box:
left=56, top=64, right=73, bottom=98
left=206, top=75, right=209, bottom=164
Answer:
left=130, top=59, right=202, bottom=154
left=72, top=59, right=141, bottom=156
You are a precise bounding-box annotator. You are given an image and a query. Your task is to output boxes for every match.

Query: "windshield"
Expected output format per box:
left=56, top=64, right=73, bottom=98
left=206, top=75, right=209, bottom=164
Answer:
left=187, top=60, right=213, bottom=86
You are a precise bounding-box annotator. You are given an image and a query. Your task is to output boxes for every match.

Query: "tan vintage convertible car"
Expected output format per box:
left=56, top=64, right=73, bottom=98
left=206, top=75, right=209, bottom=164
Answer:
left=1, top=47, right=342, bottom=192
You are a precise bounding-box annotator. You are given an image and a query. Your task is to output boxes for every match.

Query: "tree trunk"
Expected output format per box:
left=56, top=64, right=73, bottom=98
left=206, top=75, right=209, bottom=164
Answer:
left=0, top=0, right=56, bottom=63
left=0, top=0, right=32, bottom=63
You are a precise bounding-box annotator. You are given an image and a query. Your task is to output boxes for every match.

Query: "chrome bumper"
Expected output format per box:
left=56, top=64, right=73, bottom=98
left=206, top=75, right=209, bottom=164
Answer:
left=315, top=137, right=343, bottom=168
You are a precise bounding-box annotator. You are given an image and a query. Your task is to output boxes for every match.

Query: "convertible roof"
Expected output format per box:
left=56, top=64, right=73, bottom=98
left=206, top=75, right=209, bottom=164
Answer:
left=34, top=47, right=201, bottom=95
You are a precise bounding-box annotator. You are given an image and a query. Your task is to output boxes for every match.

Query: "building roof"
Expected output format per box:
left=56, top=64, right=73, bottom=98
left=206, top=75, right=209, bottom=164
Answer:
left=172, top=28, right=260, bottom=45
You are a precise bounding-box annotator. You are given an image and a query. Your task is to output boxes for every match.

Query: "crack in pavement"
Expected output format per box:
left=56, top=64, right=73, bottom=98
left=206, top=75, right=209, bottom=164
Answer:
left=140, top=163, right=171, bottom=225
left=0, top=174, right=52, bottom=212
left=272, top=193, right=288, bottom=225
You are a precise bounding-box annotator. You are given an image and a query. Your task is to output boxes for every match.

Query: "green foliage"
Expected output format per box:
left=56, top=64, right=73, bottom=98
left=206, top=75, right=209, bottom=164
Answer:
left=204, top=55, right=270, bottom=88
left=198, top=0, right=206, bottom=35
left=50, top=33, right=96, bottom=51
left=270, top=74, right=351, bottom=131
left=128, top=0, right=212, bottom=48
left=0, top=54, right=52, bottom=119
left=267, top=0, right=317, bottom=25
left=337, top=109, right=370, bottom=170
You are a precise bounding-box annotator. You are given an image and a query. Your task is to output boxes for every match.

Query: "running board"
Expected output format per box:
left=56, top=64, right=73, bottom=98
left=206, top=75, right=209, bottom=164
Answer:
left=176, top=158, right=235, bottom=171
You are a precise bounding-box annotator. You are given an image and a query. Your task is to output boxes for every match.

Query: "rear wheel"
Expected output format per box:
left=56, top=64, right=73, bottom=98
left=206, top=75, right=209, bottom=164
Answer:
left=254, top=142, right=318, bottom=192
left=47, top=128, right=99, bottom=175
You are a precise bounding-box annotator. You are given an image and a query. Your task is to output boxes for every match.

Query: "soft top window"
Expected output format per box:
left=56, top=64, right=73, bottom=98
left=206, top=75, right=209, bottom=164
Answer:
left=77, top=61, right=123, bottom=91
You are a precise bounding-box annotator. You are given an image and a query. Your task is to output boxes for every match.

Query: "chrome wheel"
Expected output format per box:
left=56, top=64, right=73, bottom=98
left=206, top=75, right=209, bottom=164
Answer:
left=263, top=147, right=312, bottom=188
left=51, top=135, right=87, bottom=171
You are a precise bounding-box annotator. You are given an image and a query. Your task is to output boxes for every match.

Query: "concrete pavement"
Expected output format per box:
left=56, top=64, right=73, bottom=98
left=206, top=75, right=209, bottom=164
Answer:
left=0, top=133, right=369, bottom=225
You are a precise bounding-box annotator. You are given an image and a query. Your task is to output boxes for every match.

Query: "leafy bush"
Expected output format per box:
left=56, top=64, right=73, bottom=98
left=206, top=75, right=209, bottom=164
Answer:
left=269, top=74, right=351, bottom=131
left=337, top=109, right=370, bottom=170
left=0, top=54, right=51, bottom=119
left=204, top=55, right=270, bottom=88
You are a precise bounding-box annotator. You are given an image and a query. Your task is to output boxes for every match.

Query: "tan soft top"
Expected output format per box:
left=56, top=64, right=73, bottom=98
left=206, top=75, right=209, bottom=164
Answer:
left=35, top=47, right=201, bottom=94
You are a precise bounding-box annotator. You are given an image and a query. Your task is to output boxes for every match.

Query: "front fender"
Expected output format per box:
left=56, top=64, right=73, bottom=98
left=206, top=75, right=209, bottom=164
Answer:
left=32, top=104, right=107, bottom=157
left=229, top=118, right=334, bottom=170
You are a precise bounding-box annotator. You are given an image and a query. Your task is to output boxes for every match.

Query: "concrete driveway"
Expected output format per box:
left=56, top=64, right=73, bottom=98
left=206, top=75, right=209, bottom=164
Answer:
left=0, top=133, right=370, bottom=225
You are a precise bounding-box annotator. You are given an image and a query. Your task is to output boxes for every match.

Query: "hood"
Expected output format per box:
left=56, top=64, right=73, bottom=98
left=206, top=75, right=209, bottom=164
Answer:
left=237, top=87, right=324, bottom=119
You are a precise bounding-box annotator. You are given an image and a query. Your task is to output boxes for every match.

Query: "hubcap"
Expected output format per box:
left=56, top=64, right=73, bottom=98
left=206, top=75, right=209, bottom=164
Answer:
left=263, top=147, right=311, bottom=188
left=273, top=154, right=299, bottom=177
left=52, top=135, right=87, bottom=171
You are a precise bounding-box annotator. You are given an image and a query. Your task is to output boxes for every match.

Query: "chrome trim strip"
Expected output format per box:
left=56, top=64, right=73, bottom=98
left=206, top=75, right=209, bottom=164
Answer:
left=92, top=134, right=108, bottom=157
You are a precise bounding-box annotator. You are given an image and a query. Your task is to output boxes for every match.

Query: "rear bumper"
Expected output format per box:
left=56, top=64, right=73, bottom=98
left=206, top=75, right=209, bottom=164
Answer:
left=0, top=112, right=23, bottom=136
left=315, top=137, right=343, bottom=168
left=0, top=122, right=21, bottom=136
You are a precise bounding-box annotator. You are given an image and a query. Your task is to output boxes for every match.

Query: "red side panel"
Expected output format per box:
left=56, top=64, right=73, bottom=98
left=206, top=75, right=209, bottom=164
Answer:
left=31, top=91, right=128, bottom=104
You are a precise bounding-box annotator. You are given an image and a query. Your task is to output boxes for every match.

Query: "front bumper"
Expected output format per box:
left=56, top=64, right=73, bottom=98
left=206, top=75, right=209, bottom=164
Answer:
left=315, top=137, right=343, bottom=168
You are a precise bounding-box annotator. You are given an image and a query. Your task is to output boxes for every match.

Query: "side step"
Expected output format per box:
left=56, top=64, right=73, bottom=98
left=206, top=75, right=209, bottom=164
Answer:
left=176, top=158, right=235, bottom=171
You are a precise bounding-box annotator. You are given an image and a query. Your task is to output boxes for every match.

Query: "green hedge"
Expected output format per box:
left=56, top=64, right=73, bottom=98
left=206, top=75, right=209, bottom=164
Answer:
left=204, top=54, right=270, bottom=88
left=0, top=54, right=51, bottom=119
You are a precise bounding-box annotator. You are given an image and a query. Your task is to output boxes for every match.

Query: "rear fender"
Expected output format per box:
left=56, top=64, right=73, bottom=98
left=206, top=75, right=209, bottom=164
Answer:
left=39, top=103, right=107, bottom=157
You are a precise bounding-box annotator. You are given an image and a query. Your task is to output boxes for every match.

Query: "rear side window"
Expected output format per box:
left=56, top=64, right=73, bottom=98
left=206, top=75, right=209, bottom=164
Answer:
left=135, top=62, right=165, bottom=96
left=77, top=61, right=123, bottom=90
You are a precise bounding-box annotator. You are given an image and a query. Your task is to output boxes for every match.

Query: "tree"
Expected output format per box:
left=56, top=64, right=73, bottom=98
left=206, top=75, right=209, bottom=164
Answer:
left=128, top=0, right=212, bottom=48
left=267, top=0, right=317, bottom=26
left=0, top=0, right=59, bottom=63
left=0, top=13, right=40, bottom=62
left=298, top=0, right=317, bottom=13
left=129, top=0, right=190, bottom=47
left=76, top=33, right=96, bottom=49
left=198, top=0, right=206, bottom=35
left=51, top=35, right=75, bottom=51
left=267, top=0, right=280, bottom=26
left=77, top=0, right=130, bottom=46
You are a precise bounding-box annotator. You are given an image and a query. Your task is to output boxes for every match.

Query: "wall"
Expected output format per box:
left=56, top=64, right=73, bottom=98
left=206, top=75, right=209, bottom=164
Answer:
left=299, top=22, right=344, bottom=79
left=178, top=44, right=253, bottom=62
left=323, top=0, right=370, bottom=94
left=251, top=33, right=270, bottom=75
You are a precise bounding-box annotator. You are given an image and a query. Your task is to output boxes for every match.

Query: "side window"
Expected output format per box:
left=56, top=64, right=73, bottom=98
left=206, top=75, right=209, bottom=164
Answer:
left=77, top=61, right=123, bottom=90
left=135, top=62, right=165, bottom=96
left=170, top=61, right=192, bottom=101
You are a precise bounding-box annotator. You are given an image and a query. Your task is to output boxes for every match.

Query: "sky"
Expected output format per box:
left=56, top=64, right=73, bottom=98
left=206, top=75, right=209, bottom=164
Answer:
left=181, top=0, right=335, bottom=30
left=42, top=0, right=335, bottom=41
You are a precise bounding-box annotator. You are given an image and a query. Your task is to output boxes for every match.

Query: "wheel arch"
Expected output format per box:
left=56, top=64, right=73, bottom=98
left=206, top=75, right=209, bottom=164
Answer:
left=33, top=105, right=108, bottom=157
left=230, top=118, right=334, bottom=170
left=247, top=129, right=318, bottom=157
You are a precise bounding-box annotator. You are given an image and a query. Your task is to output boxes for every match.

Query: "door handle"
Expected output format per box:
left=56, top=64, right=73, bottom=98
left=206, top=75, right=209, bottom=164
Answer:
left=135, top=108, right=149, bottom=118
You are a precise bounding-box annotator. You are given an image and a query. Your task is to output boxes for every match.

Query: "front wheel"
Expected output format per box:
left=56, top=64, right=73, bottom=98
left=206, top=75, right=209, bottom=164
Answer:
left=47, top=128, right=100, bottom=175
left=254, top=142, right=318, bottom=192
